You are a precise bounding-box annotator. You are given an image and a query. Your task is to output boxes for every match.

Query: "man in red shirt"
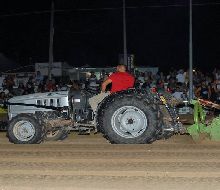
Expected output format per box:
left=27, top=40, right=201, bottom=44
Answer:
left=89, top=64, right=135, bottom=112
left=101, top=64, right=135, bottom=93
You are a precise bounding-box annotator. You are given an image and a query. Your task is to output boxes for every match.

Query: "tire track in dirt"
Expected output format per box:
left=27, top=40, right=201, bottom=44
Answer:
left=1, top=151, right=220, bottom=160
left=1, top=132, right=220, bottom=190
left=1, top=160, right=220, bottom=172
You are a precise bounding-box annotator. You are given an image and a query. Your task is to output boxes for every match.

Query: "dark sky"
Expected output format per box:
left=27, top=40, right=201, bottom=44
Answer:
left=0, top=0, right=220, bottom=72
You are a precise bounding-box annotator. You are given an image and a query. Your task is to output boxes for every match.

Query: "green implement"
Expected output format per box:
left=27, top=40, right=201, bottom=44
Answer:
left=187, top=99, right=220, bottom=141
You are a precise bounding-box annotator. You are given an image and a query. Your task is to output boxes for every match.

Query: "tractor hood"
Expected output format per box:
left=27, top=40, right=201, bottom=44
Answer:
left=8, top=91, right=69, bottom=104
left=7, top=91, right=70, bottom=120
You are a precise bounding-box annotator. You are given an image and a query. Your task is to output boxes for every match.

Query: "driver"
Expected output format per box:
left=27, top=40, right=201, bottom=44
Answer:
left=89, top=64, right=135, bottom=112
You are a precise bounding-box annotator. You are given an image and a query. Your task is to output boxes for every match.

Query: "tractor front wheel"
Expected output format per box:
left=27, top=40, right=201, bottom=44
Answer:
left=7, top=114, right=44, bottom=144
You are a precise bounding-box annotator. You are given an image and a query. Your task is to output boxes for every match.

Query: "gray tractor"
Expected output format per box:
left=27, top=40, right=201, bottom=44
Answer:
left=7, top=88, right=185, bottom=144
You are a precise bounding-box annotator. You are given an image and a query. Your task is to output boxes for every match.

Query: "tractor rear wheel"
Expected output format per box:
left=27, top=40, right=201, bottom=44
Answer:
left=98, top=91, right=161, bottom=144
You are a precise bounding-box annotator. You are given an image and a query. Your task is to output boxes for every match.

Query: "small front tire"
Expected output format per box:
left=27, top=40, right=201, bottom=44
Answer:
left=7, top=114, right=44, bottom=144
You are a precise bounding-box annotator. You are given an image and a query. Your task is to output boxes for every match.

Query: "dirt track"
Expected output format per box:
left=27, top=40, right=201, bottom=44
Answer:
left=0, top=132, right=220, bottom=190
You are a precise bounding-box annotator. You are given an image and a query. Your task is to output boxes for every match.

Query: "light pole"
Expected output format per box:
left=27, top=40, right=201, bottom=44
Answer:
left=189, top=0, right=193, bottom=100
left=48, top=0, right=54, bottom=80
left=123, top=0, right=128, bottom=68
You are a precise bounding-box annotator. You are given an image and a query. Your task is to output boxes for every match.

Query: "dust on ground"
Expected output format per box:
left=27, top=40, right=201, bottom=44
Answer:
left=0, top=131, right=220, bottom=190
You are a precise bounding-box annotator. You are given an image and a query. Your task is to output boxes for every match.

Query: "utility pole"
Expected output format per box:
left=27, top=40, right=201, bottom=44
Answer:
left=48, top=0, right=54, bottom=80
left=123, top=0, right=128, bottom=68
left=189, top=0, right=193, bottom=100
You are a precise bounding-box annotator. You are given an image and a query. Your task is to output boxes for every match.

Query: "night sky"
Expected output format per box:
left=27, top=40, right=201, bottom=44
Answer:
left=0, top=0, right=220, bottom=72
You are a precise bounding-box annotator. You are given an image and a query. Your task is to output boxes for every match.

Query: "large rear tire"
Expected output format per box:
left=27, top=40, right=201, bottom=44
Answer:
left=7, top=114, right=44, bottom=144
left=97, top=91, right=161, bottom=144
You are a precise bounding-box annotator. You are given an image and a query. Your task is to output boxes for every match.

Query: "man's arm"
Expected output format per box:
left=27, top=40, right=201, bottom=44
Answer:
left=101, top=78, right=112, bottom=92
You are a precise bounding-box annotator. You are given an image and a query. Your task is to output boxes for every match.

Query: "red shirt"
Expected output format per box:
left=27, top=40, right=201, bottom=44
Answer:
left=108, top=72, right=135, bottom=93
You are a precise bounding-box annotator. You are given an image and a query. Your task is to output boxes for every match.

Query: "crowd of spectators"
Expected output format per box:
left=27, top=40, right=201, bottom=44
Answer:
left=0, top=71, right=68, bottom=101
left=0, top=68, right=220, bottom=104
left=135, top=68, right=220, bottom=104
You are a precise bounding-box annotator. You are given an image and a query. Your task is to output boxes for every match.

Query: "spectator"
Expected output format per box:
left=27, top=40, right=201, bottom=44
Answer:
left=172, top=89, right=184, bottom=101
left=45, top=79, right=56, bottom=92
left=156, top=79, right=164, bottom=91
left=2, top=79, right=7, bottom=90
left=176, top=69, right=185, bottom=84
left=167, top=77, right=177, bottom=93
left=195, top=80, right=211, bottom=100
left=88, top=71, right=99, bottom=91
left=37, top=80, right=45, bottom=92
left=26, top=77, right=35, bottom=94
left=210, top=78, right=218, bottom=102
left=137, top=72, right=145, bottom=84
left=0, top=74, right=4, bottom=89
left=17, top=83, right=25, bottom=95
left=213, top=68, right=220, bottom=80
left=70, top=81, right=80, bottom=91
left=35, top=71, right=44, bottom=86
left=4, top=76, right=15, bottom=94
left=142, top=78, right=151, bottom=90
left=0, top=91, right=6, bottom=101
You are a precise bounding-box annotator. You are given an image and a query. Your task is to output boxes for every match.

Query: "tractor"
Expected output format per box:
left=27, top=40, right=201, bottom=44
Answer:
left=6, top=88, right=185, bottom=144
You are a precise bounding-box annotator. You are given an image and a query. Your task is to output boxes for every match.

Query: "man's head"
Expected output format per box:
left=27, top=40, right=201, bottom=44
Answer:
left=116, top=64, right=126, bottom=72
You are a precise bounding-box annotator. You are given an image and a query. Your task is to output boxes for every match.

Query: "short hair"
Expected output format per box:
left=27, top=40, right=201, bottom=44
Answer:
left=117, top=64, right=127, bottom=71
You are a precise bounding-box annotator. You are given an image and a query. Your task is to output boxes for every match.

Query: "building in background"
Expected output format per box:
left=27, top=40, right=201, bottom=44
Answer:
left=68, top=67, right=115, bottom=81
left=35, top=62, right=71, bottom=77
left=134, top=67, right=158, bottom=75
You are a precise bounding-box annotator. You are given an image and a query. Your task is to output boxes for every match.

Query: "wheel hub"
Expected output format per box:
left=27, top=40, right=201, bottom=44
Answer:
left=127, top=118, right=134, bottom=124
left=13, top=121, right=36, bottom=142
left=120, top=110, right=145, bottom=133
left=111, top=106, right=148, bottom=138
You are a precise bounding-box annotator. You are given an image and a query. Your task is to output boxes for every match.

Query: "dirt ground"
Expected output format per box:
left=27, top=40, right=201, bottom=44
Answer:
left=1, top=131, right=220, bottom=190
